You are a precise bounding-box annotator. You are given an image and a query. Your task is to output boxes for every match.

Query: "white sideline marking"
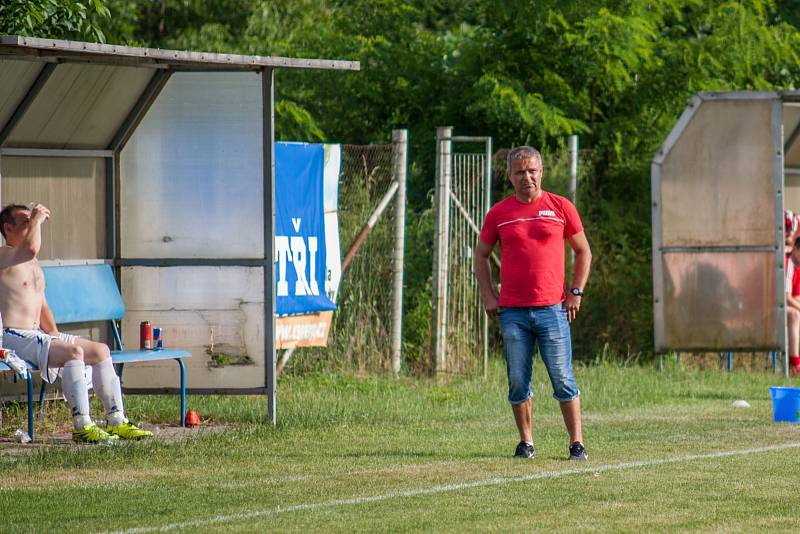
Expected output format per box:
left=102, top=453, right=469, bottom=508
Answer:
left=106, top=442, right=800, bottom=534
left=215, top=459, right=464, bottom=489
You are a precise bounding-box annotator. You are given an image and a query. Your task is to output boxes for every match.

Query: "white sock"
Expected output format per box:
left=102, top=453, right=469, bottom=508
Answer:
left=62, top=360, right=92, bottom=429
left=91, top=357, right=126, bottom=426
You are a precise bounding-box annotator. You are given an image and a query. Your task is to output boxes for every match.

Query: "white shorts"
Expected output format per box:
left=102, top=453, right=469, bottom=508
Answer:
left=2, top=328, right=78, bottom=384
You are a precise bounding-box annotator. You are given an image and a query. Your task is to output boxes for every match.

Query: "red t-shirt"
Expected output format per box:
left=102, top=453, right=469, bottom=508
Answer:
left=479, top=191, right=584, bottom=307
left=792, top=261, right=800, bottom=297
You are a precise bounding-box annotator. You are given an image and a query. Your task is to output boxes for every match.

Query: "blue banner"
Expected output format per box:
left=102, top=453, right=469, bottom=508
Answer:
left=275, top=142, right=337, bottom=316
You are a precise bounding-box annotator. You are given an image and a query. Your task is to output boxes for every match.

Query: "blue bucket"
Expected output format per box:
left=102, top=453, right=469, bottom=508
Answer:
left=769, top=387, right=800, bottom=423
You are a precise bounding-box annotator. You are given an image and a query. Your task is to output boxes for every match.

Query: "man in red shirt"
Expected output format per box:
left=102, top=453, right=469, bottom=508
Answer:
left=475, top=146, right=592, bottom=461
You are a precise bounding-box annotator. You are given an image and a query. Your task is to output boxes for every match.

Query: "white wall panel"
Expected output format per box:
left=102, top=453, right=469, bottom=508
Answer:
left=120, top=72, right=263, bottom=259
left=0, top=156, right=105, bottom=259
left=119, top=266, right=264, bottom=390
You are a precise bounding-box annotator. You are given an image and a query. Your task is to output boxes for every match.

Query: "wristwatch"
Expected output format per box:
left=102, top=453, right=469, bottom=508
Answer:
left=571, top=287, right=583, bottom=297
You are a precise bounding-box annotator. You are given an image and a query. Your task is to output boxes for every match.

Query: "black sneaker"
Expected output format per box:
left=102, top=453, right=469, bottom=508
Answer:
left=514, top=441, right=535, bottom=459
left=568, top=441, right=588, bottom=461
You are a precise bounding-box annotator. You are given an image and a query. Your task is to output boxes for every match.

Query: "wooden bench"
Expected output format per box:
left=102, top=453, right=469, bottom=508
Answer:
left=1, top=263, right=191, bottom=439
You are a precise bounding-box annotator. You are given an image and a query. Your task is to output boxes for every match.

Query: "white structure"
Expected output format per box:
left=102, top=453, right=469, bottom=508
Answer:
left=0, top=36, right=359, bottom=422
left=652, top=92, right=800, bottom=375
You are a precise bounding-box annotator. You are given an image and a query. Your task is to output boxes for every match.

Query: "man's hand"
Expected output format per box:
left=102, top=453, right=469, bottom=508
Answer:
left=564, top=294, right=582, bottom=323
left=30, top=204, right=50, bottom=224
left=483, top=293, right=499, bottom=317
left=474, top=239, right=500, bottom=318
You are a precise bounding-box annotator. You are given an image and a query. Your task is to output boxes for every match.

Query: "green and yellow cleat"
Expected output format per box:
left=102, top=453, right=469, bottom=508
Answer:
left=107, top=421, right=153, bottom=440
left=73, top=423, right=119, bottom=444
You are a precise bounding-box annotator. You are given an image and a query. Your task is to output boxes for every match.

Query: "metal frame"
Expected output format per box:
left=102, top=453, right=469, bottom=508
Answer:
left=772, top=98, right=788, bottom=377
left=391, top=129, right=408, bottom=376
left=431, top=127, right=452, bottom=374
left=483, top=137, right=492, bottom=376
left=431, top=130, right=492, bottom=375
left=263, top=67, right=277, bottom=424
left=0, top=36, right=360, bottom=71
left=115, top=258, right=267, bottom=267
left=0, top=148, right=112, bottom=157
left=0, top=62, right=54, bottom=146
left=454, top=134, right=493, bottom=376
left=652, top=92, right=788, bottom=375
left=108, top=70, right=172, bottom=153
left=0, top=36, right=360, bottom=425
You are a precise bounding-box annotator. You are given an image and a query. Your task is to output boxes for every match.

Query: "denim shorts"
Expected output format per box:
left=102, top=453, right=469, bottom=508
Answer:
left=498, top=304, right=580, bottom=403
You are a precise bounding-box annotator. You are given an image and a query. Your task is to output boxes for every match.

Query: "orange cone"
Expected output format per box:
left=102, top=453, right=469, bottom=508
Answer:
left=185, top=410, right=201, bottom=427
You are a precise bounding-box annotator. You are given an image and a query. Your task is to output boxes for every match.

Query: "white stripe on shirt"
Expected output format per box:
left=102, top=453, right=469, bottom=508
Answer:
left=496, top=216, right=565, bottom=229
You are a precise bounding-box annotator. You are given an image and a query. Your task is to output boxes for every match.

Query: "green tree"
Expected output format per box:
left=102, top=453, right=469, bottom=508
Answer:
left=92, top=0, right=800, bottom=364
left=0, top=0, right=110, bottom=42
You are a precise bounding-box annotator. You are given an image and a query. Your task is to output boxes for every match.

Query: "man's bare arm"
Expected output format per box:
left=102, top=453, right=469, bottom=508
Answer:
left=39, top=295, right=59, bottom=335
left=564, top=231, right=592, bottom=322
left=474, top=239, right=499, bottom=315
left=569, top=231, right=592, bottom=291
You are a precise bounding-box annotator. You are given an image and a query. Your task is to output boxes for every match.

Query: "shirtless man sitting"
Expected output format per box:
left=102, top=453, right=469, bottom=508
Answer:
left=0, top=203, right=151, bottom=443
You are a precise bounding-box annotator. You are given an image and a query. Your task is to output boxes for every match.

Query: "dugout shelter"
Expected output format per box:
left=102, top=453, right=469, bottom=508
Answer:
left=652, top=91, right=800, bottom=376
left=0, top=36, right=359, bottom=423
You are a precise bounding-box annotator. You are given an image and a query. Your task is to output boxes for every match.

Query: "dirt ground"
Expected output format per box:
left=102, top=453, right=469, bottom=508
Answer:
left=0, top=423, right=228, bottom=457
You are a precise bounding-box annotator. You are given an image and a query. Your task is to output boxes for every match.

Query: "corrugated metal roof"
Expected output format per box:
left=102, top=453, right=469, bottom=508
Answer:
left=6, top=63, right=155, bottom=149
left=0, top=59, right=43, bottom=130
left=0, top=35, right=360, bottom=71
left=0, top=35, right=359, bottom=151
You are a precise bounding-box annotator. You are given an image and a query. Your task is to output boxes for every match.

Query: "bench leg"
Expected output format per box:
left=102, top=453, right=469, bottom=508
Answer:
left=26, top=375, right=34, bottom=441
left=176, top=358, right=187, bottom=427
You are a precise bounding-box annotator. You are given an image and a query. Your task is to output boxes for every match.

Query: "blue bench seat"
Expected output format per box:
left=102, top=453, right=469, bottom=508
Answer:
left=1, top=263, right=190, bottom=440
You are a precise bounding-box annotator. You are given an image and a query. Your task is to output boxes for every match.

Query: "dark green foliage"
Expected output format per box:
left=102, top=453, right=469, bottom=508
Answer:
left=9, top=0, right=800, bottom=366
left=0, top=0, right=110, bottom=42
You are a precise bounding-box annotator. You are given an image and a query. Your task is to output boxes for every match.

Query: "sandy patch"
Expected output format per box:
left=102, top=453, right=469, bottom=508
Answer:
left=0, top=423, right=228, bottom=457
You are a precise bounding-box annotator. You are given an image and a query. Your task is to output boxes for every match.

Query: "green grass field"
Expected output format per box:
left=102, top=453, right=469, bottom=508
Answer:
left=2, top=358, right=800, bottom=533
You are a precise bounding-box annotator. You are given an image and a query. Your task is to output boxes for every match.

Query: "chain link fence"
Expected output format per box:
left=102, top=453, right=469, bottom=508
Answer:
left=444, top=152, right=490, bottom=375
left=292, top=143, right=398, bottom=374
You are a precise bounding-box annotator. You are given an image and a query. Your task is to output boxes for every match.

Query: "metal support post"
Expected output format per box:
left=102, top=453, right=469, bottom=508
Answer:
left=431, top=126, right=453, bottom=374
left=568, top=135, right=578, bottom=267
left=262, top=68, right=277, bottom=425
left=568, top=135, right=578, bottom=205
left=391, top=129, right=408, bottom=377
left=482, top=136, right=492, bottom=377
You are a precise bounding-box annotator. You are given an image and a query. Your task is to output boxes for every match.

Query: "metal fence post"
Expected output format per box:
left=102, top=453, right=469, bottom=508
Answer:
left=262, top=67, right=277, bottom=425
left=431, top=126, right=453, bottom=374
left=482, top=137, right=492, bottom=377
left=568, top=135, right=578, bottom=268
left=568, top=135, right=578, bottom=205
left=391, top=129, right=408, bottom=376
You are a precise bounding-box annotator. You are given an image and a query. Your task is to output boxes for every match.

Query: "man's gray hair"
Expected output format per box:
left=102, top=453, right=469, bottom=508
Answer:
left=506, top=146, right=542, bottom=173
